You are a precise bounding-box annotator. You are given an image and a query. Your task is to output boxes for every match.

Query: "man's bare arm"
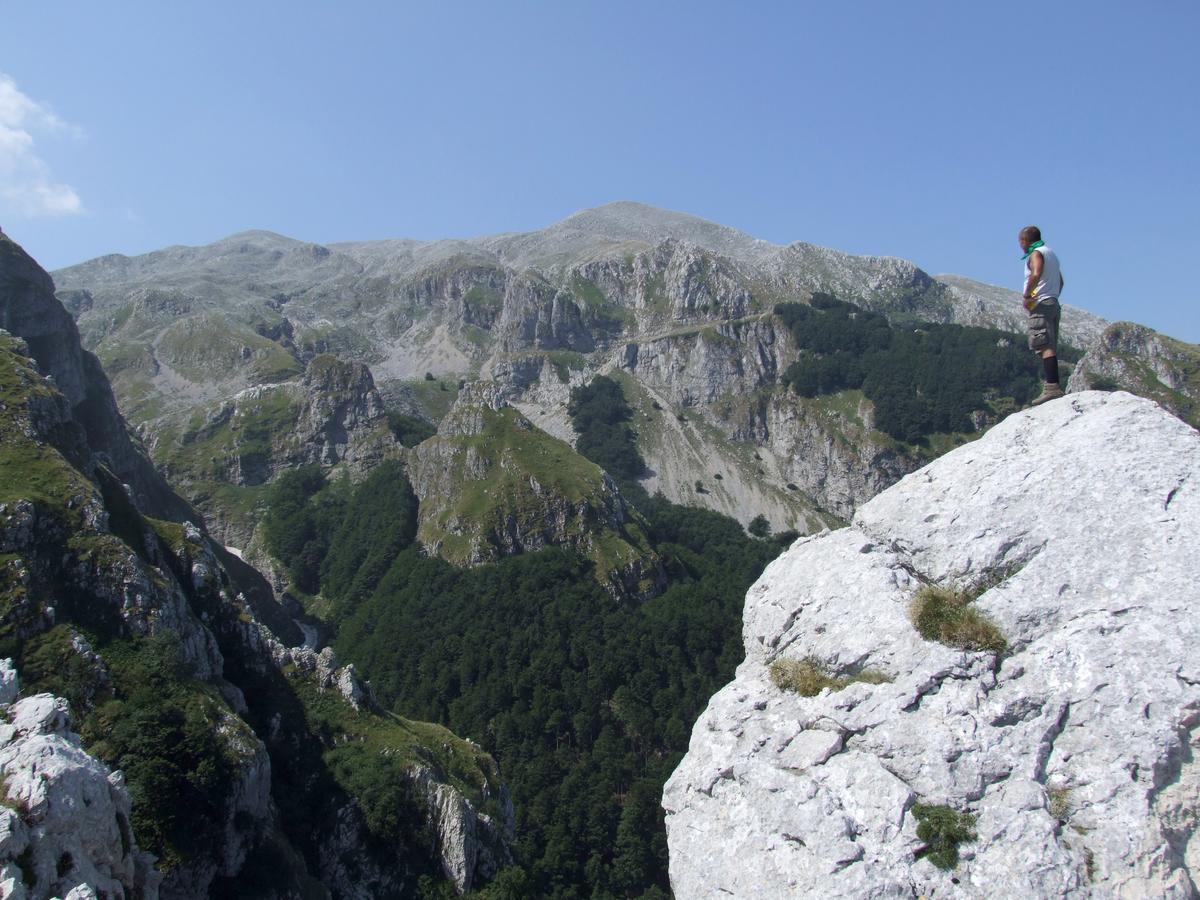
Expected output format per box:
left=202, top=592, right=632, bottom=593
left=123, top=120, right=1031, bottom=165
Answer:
left=1024, top=250, right=1043, bottom=298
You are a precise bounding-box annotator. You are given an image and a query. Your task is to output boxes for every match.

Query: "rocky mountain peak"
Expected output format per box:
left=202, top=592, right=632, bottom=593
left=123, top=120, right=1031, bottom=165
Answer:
left=428, top=380, right=515, bottom=441
left=665, top=391, right=1200, bottom=897
left=542, top=201, right=772, bottom=258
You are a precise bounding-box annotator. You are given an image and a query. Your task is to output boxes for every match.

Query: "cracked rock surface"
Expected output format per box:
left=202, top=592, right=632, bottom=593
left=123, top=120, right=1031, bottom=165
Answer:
left=0, top=662, right=160, bottom=900
left=664, top=391, right=1200, bottom=898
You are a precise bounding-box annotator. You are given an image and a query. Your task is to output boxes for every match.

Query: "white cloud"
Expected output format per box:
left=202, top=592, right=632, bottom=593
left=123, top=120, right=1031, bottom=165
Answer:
left=0, top=74, right=84, bottom=217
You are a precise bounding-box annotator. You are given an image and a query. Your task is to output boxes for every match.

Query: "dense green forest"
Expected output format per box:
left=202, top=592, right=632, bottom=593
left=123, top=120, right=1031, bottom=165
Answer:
left=263, top=378, right=783, bottom=898
left=776, top=295, right=1049, bottom=442
left=567, top=375, right=648, bottom=485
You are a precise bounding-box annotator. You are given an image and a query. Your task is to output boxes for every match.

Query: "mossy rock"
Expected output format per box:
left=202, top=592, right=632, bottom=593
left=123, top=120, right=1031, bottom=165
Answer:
left=913, top=803, right=976, bottom=870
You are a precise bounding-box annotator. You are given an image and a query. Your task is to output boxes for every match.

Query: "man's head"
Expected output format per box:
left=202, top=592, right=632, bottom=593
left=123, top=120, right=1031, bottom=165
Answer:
left=1018, top=225, right=1042, bottom=251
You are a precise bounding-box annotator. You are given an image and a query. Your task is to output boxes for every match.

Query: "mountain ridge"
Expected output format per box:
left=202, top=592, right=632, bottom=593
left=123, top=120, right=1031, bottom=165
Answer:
left=53, top=201, right=1111, bottom=355
left=46, top=202, right=1126, bottom=545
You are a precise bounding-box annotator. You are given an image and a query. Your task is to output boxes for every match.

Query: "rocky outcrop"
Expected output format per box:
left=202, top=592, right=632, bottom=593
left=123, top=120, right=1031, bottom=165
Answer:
left=665, top=391, right=1200, bottom=898
left=163, top=354, right=391, bottom=486
left=406, top=764, right=515, bottom=893
left=0, top=335, right=226, bottom=683
left=495, top=274, right=597, bottom=354
left=150, top=353, right=395, bottom=547
left=1070, top=322, right=1199, bottom=428
left=614, top=315, right=786, bottom=409
left=298, top=354, right=391, bottom=467
left=571, top=239, right=755, bottom=326
left=0, top=665, right=161, bottom=900
left=409, top=384, right=662, bottom=596
left=0, top=333, right=280, bottom=897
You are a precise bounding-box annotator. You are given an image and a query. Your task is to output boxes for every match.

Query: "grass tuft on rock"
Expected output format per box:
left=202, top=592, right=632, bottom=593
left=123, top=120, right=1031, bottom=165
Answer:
left=769, top=656, right=891, bottom=697
left=913, top=803, right=977, bottom=870
left=1048, top=785, right=1072, bottom=822
left=909, top=584, right=1007, bottom=655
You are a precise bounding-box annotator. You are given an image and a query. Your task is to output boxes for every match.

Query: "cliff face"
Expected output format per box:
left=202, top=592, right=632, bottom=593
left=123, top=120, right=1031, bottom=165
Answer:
left=1, top=327, right=280, bottom=898
left=0, top=233, right=191, bottom=523
left=664, top=391, right=1200, bottom=898
left=761, top=390, right=921, bottom=521
left=148, top=353, right=394, bottom=548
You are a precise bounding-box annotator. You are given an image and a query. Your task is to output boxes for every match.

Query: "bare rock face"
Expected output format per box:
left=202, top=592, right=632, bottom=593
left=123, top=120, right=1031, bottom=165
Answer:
left=0, top=668, right=161, bottom=900
left=664, top=391, right=1200, bottom=898
left=495, top=274, right=597, bottom=354
left=614, top=316, right=786, bottom=409
left=763, top=390, right=919, bottom=521
left=406, top=765, right=515, bottom=893
left=298, top=354, right=390, bottom=466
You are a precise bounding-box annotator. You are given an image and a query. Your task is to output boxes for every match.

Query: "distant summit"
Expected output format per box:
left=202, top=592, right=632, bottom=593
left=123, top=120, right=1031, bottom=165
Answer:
left=478, top=200, right=776, bottom=268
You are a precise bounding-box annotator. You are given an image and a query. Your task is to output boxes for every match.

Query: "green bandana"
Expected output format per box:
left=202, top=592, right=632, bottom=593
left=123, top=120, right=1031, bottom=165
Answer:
left=1021, top=239, right=1045, bottom=260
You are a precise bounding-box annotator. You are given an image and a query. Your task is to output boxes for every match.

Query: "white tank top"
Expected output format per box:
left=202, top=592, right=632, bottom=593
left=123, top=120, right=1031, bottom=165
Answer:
left=1024, top=244, right=1063, bottom=300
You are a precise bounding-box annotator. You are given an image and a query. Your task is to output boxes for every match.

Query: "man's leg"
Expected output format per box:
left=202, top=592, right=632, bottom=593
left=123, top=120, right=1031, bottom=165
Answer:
left=1041, top=347, right=1059, bottom=385
left=1030, top=303, right=1064, bottom=405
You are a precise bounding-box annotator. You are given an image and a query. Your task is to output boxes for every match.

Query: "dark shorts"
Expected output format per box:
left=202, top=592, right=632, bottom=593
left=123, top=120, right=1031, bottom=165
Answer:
left=1027, top=299, right=1060, bottom=353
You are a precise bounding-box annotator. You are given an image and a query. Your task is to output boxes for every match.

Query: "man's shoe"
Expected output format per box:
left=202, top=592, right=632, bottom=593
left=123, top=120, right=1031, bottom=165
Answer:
left=1030, top=383, right=1065, bottom=406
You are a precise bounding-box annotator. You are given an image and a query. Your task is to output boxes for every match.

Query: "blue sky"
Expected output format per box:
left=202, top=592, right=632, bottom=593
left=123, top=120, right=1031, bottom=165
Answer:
left=2, top=1, right=1197, bottom=341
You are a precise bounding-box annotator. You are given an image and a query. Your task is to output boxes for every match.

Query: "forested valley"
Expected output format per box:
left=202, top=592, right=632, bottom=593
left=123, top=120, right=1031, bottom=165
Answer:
left=263, top=377, right=787, bottom=898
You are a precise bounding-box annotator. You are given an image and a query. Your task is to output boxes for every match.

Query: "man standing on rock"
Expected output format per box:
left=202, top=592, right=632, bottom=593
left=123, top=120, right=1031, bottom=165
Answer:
left=1019, top=225, right=1065, bottom=405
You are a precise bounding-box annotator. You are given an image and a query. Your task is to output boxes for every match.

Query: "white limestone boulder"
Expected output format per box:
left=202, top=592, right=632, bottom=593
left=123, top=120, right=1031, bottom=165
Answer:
left=664, top=391, right=1200, bottom=898
left=0, top=671, right=160, bottom=900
